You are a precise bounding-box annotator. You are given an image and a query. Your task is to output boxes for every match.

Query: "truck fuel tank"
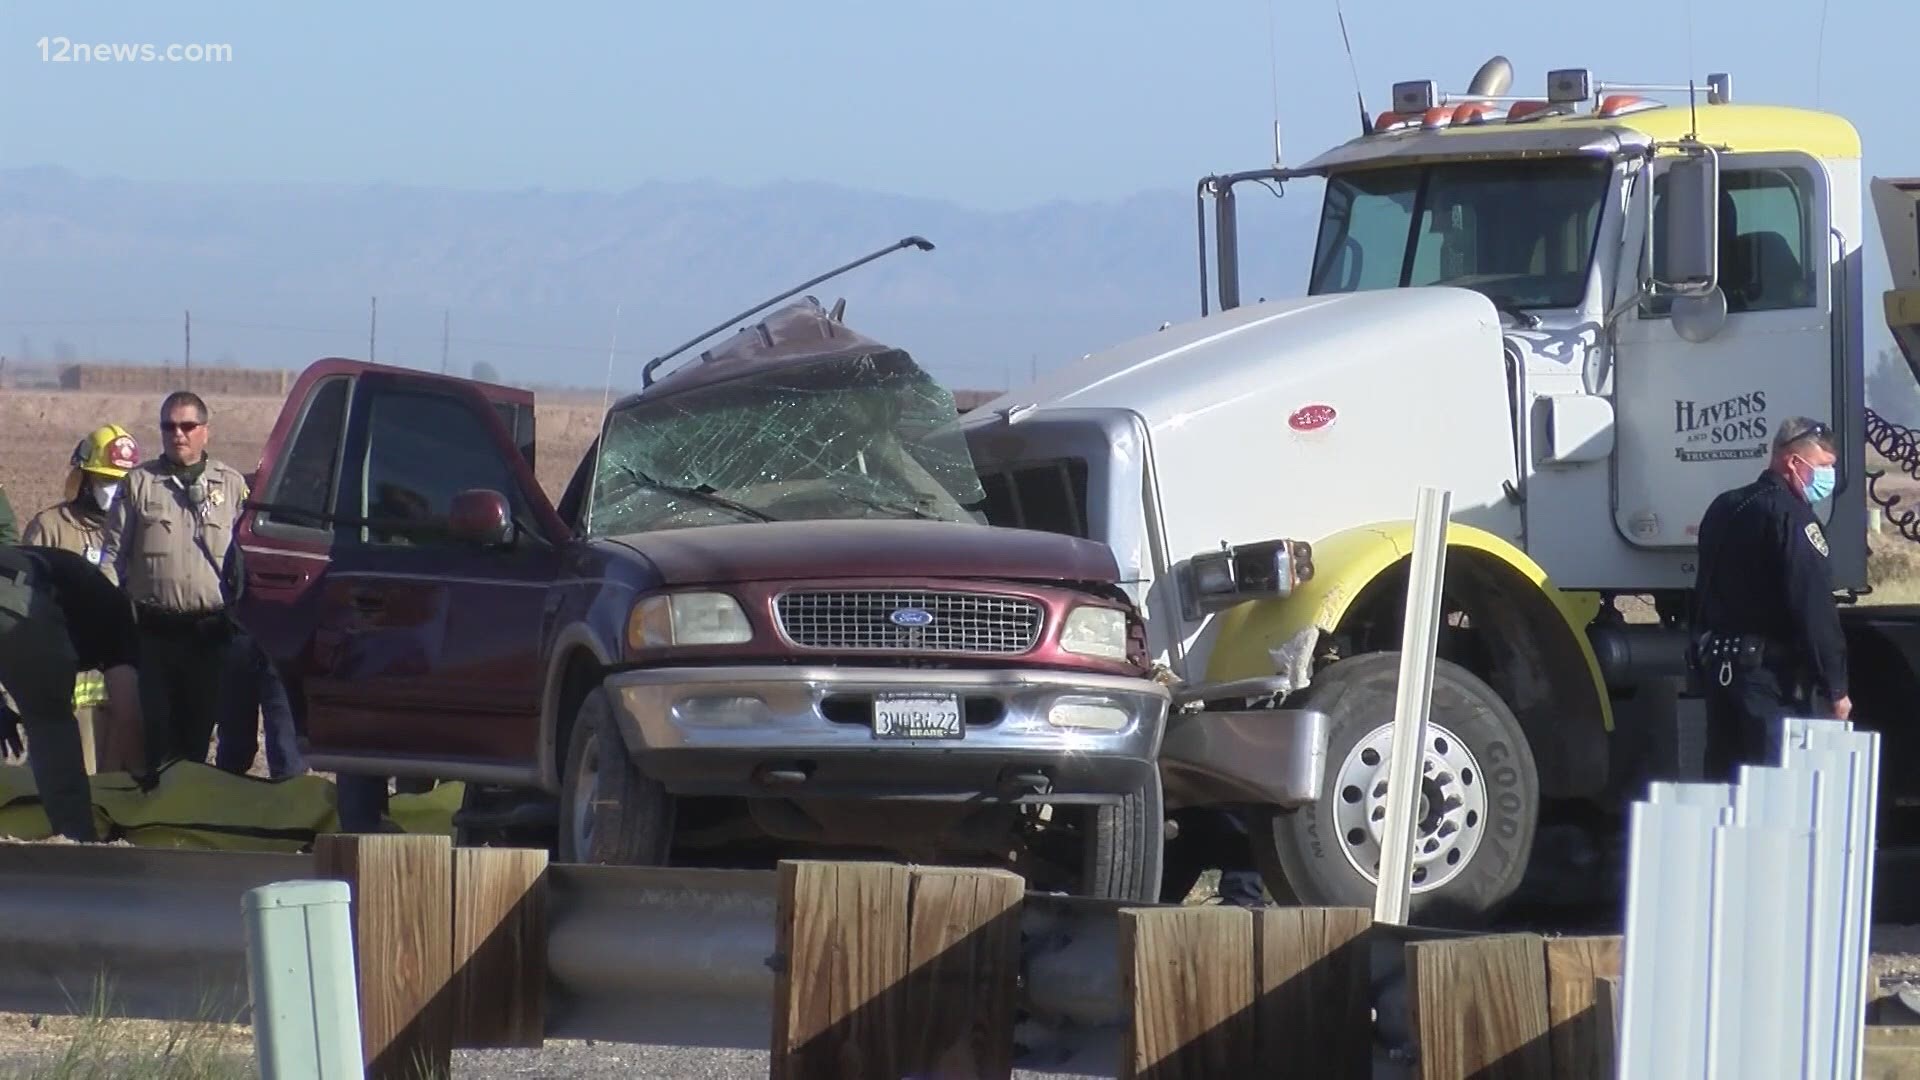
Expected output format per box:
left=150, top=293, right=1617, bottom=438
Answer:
left=1588, top=623, right=1693, bottom=690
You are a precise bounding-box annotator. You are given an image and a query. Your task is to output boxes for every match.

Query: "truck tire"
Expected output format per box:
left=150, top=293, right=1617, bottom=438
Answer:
left=1250, top=652, right=1538, bottom=926
left=1081, top=773, right=1164, bottom=902
left=558, top=687, right=674, bottom=866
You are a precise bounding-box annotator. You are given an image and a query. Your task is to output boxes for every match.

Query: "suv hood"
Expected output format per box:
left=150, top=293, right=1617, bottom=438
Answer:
left=608, top=519, right=1121, bottom=586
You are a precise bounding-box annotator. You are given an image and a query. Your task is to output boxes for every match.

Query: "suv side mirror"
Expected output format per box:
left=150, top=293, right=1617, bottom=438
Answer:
left=449, top=489, right=515, bottom=547
left=1652, top=147, right=1721, bottom=297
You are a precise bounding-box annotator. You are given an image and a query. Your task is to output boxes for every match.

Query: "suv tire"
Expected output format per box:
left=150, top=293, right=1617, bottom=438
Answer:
left=1250, top=652, right=1537, bottom=927
left=1081, top=772, right=1164, bottom=902
left=558, top=687, right=675, bottom=865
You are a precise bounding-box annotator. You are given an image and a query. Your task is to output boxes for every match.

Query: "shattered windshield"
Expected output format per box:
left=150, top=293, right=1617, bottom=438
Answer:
left=586, top=349, right=988, bottom=535
left=1307, top=156, right=1610, bottom=310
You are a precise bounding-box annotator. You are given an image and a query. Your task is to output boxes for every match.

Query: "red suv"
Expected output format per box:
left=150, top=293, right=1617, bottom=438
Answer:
left=234, top=301, right=1173, bottom=898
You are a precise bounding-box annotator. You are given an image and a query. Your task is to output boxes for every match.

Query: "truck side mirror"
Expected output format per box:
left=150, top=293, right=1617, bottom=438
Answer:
left=448, top=488, right=515, bottom=547
left=1652, top=148, right=1721, bottom=298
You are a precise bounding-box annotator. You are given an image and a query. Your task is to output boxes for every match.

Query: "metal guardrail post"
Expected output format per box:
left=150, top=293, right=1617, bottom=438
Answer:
left=1617, top=716, right=1881, bottom=1080
left=242, top=880, right=363, bottom=1079
left=1374, top=485, right=1452, bottom=926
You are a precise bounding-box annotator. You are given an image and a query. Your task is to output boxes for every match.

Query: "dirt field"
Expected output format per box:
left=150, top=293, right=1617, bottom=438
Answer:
left=0, top=389, right=607, bottom=524
left=11, top=387, right=1920, bottom=599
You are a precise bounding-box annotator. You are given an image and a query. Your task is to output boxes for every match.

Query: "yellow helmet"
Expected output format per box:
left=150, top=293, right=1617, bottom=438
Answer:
left=62, top=424, right=140, bottom=502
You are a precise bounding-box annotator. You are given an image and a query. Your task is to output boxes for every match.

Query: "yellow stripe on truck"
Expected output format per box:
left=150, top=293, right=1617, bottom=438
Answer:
left=1202, top=520, right=1614, bottom=731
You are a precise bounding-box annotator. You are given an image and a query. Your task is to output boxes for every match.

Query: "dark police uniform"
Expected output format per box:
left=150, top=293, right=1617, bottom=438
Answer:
left=0, top=544, right=141, bottom=841
left=1689, top=469, right=1847, bottom=780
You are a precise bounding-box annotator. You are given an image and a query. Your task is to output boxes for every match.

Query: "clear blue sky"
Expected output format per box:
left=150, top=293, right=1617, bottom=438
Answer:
left=0, top=0, right=1912, bottom=378
left=1, top=0, right=1911, bottom=212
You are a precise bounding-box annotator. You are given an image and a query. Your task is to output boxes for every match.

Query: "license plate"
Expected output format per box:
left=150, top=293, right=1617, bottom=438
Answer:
left=872, top=694, right=964, bottom=740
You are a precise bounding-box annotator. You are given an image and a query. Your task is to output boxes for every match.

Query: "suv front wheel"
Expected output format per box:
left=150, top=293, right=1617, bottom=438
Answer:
left=558, top=687, right=675, bottom=865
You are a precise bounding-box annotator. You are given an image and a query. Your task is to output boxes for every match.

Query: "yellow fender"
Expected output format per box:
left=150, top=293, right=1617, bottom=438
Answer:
left=1203, top=521, right=1612, bottom=732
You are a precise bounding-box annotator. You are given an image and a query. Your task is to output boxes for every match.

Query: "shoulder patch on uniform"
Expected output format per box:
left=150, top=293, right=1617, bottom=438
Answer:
left=1805, top=521, right=1829, bottom=557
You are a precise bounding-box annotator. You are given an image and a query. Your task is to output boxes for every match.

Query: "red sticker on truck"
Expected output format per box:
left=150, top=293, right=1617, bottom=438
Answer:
left=1288, top=404, right=1337, bottom=431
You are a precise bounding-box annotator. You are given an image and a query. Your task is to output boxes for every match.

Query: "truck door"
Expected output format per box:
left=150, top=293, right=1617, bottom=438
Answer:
left=310, top=371, right=562, bottom=769
left=1612, top=152, right=1837, bottom=548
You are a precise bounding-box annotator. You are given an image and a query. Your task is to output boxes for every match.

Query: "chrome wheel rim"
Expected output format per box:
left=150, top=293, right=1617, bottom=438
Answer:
left=1330, top=720, right=1488, bottom=893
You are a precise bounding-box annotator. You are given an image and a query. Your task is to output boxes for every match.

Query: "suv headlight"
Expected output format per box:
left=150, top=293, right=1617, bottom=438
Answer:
left=1060, top=605, right=1128, bottom=661
left=628, top=591, right=753, bottom=649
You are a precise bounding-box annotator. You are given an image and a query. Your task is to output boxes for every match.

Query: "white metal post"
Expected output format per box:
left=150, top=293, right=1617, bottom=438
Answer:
left=1373, top=485, right=1452, bottom=926
left=243, top=879, right=363, bottom=1079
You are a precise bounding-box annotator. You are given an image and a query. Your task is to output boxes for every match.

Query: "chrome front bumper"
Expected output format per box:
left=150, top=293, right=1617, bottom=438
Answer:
left=604, top=665, right=1170, bottom=801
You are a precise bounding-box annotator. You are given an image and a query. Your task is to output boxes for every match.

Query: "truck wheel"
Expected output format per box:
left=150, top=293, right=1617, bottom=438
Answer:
left=1251, top=652, right=1538, bottom=926
left=1081, top=773, right=1164, bottom=902
left=558, top=687, right=674, bottom=865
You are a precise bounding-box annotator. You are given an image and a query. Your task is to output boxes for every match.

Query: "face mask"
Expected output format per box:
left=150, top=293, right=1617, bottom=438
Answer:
left=1802, top=464, right=1836, bottom=503
left=92, top=480, right=121, bottom=511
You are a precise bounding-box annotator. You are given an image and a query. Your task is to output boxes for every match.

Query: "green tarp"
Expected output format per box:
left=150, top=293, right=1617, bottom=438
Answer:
left=0, top=760, right=464, bottom=850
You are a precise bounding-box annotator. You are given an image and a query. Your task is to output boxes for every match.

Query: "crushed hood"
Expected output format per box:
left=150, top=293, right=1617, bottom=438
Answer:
left=608, top=519, right=1122, bottom=587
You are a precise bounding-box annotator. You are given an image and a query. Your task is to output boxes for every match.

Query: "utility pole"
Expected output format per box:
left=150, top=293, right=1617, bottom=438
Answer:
left=184, top=309, right=192, bottom=388
left=441, top=309, right=450, bottom=374
left=369, top=296, right=378, bottom=362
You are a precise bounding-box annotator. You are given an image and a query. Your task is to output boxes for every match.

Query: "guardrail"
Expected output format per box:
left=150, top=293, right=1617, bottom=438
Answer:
left=0, top=841, right=1142, bottom=1077
left=0, top=837, right=1649, bottom=1079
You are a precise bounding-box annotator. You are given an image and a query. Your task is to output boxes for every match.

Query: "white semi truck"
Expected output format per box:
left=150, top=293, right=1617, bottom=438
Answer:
left=962, top=56, right=1920, bottom=923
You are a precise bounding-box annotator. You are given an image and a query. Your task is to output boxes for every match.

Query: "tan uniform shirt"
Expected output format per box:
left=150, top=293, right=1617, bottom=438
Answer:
left=101, top=457, right=250, bottom=613
left=21, top=503, right=110, bottom=566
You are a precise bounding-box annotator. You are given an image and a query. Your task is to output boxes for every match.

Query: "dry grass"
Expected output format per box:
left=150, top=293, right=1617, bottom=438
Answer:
left=0, top=983, right=253, bottom=1080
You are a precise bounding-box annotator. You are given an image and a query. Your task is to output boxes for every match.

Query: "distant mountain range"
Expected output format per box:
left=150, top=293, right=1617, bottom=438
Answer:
left=0, top=165, right=1321, bottom=392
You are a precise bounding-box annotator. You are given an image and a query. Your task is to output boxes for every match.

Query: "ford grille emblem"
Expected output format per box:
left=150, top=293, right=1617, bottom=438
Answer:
left=889, top=608, right=935, bottom=627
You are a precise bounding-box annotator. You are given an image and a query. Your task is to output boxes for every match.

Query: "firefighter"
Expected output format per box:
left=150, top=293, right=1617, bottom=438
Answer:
left=1689, top=416, right=1852, bottom=782
left=99, top=391, right=250, bottom=772
left=0, top=543, right=146, bottom=842
left=22, top=425, right=141, bottom=566
left=22, top=425, right=143, bottom=767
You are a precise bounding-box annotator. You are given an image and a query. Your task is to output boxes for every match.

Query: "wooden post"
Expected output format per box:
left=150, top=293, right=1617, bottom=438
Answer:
left=1120, top=906, right=1258, bottom=1079
left=1594, top=976, right=1621, bottom=1072
left=1544, top=936, right=1622, bottom=1080
left=1406, top=933, right=1552, bottom=1079
left=314, top=833, right=454, bottom=1079
left=900, top=866, right=1023, bottom=1079
left=771, top=860, right=911, bottom=1080
left=1254, top=907, right=1373, bottom=1077
left=451, top=846, right=548, bottom=1049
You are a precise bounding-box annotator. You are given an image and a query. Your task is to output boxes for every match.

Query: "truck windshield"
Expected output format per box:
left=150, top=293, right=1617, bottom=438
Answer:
left=586, top=350, right=988, bottom=535
left=1307, top=156, right=1611, bottom=311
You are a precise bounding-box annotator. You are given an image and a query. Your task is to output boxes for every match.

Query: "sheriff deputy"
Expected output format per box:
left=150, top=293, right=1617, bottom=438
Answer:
left=1689, top=416, right=1852, bottom=782
left=99, top=391, right=251, bottom=771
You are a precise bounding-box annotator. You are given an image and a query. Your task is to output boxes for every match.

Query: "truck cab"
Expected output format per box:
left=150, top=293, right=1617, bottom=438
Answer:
left=963, top=58, right=1919, bottom=923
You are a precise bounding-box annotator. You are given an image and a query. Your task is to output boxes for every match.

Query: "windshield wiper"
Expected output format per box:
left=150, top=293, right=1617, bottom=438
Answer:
left=837, top=490, right=945, bottom=521
left=1484, top=296, right=1543, bottom=329
left=613, top=465, right=778, bottom=523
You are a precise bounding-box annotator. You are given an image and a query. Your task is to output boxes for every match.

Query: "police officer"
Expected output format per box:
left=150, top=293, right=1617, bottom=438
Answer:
left=99, top=391, right=250, bottom=772
left=1690, top=416, right=1851, bottom=782
left=0, top=543, right=146, bottom=841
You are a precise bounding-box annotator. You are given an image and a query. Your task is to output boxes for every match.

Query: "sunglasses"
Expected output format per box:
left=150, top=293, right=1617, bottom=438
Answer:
left=161, top=420, right=203, bottom=434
